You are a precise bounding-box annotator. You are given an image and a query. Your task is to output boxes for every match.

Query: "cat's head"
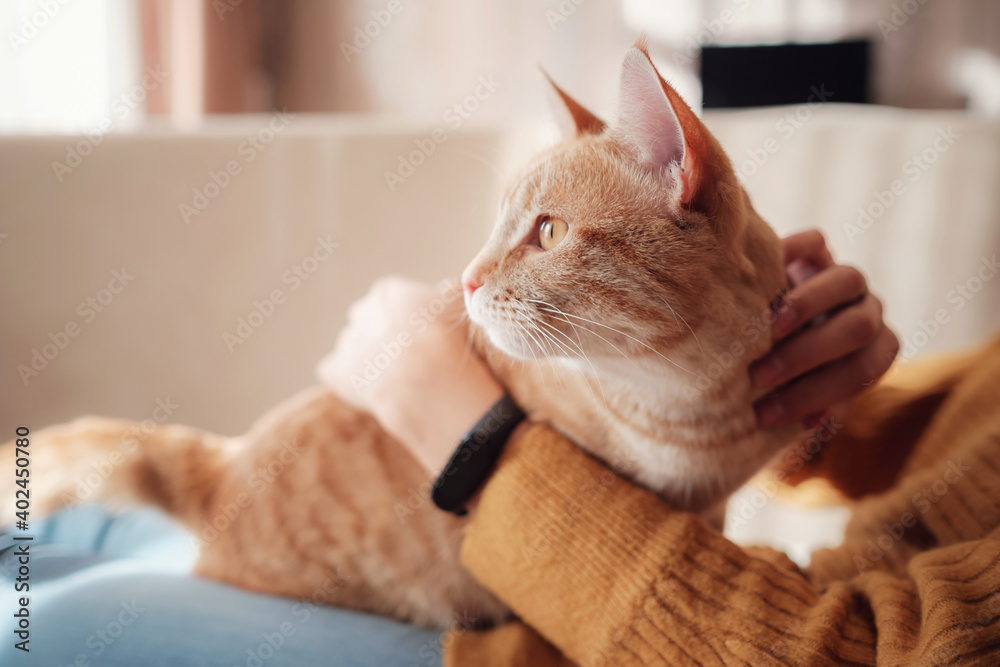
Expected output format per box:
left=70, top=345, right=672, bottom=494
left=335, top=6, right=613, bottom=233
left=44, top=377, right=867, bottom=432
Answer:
left=464, top=42, right=785, bottom=381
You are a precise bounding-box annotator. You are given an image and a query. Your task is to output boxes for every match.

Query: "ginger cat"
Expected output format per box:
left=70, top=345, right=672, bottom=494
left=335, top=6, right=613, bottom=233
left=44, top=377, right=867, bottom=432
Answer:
left=4, top=43, right=796, bottom=629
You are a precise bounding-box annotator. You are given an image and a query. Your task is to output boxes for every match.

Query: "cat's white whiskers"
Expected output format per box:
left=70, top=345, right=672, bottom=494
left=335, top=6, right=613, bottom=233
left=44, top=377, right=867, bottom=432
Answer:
left=510, top=297, right=611, bottom=405
left=535, top=318, right=607, bottom=406
left=517, top=301, right=595, bottom=399
left=512, top=308, right=552, bottom=360
left=511, top=317, right=540, bottom=360
left=511, top=320, right=540, bottom=382
left=525, top=320, right=575, bottom=389
left=512, top=301, right=571, bottom=378
left=658, top=295, right=705, bottom=360
left=523, top=299, right=696, bottom=376
left=528, top=319, right=569, bottom=360
left=534, top=317, right=584, bottom=361
left=513, top=320, right=566, bottom=389
left=520, top=298, right=648, bottom=372
left=523, top=298, right=645, bottom=374
left=539, top=305, right=641, bottom=371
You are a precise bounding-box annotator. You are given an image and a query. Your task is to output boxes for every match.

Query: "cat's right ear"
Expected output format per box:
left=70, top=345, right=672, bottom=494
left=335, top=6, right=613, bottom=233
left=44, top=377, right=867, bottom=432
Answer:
left=541, top=69, right=606, bottom=138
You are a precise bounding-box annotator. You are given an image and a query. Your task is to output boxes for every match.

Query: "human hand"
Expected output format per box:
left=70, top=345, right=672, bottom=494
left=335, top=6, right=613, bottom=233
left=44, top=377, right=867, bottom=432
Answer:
left=316, top=276, right=504, bottom=474
left=751, top=230, right=899, bottom=428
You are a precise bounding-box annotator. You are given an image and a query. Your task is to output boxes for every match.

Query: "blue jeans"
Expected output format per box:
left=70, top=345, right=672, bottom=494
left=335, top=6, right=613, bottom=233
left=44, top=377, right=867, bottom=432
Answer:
left=0, top=507, right=444, bottom=666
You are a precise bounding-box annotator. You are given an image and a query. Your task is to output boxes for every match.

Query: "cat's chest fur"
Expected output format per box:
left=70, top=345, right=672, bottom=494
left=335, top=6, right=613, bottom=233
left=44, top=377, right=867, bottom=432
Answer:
left=480, top=332, right=797, bottom=516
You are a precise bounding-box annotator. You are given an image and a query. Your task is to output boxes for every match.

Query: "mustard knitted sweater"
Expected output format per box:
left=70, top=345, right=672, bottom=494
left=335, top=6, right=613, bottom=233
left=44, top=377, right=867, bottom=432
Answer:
left=445, top=337, right=1000, bottom=666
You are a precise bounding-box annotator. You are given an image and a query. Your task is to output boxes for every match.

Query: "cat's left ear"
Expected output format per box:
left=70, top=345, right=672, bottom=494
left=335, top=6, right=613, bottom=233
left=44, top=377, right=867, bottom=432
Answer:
left=541, top=69, right=606, bottom=138
left=614, top=45, right=701, bottom=205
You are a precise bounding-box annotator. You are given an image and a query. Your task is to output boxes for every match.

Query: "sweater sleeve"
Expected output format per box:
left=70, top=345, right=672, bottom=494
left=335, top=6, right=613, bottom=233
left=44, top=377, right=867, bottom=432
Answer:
left=447, top=376, right=1000, bottom=667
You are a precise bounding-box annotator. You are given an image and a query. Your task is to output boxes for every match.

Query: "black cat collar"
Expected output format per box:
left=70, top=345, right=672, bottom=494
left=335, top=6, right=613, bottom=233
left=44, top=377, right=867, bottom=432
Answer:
left=431, top=394, right=526, bottom=516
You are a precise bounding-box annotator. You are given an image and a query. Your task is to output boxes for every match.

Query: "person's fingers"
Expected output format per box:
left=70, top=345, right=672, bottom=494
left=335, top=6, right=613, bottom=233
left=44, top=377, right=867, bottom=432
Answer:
left=754, top=325, right=900, bottom=427
left=772, top=264, right=868, bottom=340
left=786, top=259, right=821, bottom=287
left=346, top=292, right=376, bottom=324
left=752, top=293, right=883, bottom=389
left=780, top=230, right=835, bottom=269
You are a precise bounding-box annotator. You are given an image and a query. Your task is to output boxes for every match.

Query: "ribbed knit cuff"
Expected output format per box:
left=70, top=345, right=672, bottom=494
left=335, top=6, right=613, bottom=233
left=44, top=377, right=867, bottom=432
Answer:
left=457, top=424, right=697, bottom=663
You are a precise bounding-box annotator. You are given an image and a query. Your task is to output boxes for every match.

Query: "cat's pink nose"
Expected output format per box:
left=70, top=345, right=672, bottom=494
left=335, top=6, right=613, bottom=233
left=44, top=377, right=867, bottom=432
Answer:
left=462, top=265, right=484, bottom=296
left=463, top=277, right=482, bottom=295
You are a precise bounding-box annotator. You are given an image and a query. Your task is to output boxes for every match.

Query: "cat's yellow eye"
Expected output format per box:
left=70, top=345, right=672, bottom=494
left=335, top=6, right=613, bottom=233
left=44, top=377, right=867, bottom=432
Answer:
left=538, top=216, right=568, bottom=251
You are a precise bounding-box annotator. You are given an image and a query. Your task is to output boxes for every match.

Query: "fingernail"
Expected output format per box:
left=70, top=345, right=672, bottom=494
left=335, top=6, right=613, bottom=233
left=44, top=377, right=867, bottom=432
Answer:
left=751, top=356, right=783, bottom=388
left=772, top=306, right=798, bottom=340
left=755, top=399, right=785, bottom=428
left=787, top=259, right=820, bottom=286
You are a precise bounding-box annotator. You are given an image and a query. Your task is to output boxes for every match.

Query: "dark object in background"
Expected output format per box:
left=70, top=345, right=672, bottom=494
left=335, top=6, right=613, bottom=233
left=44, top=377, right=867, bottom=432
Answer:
left=700, top=40, right=871, bottom=109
